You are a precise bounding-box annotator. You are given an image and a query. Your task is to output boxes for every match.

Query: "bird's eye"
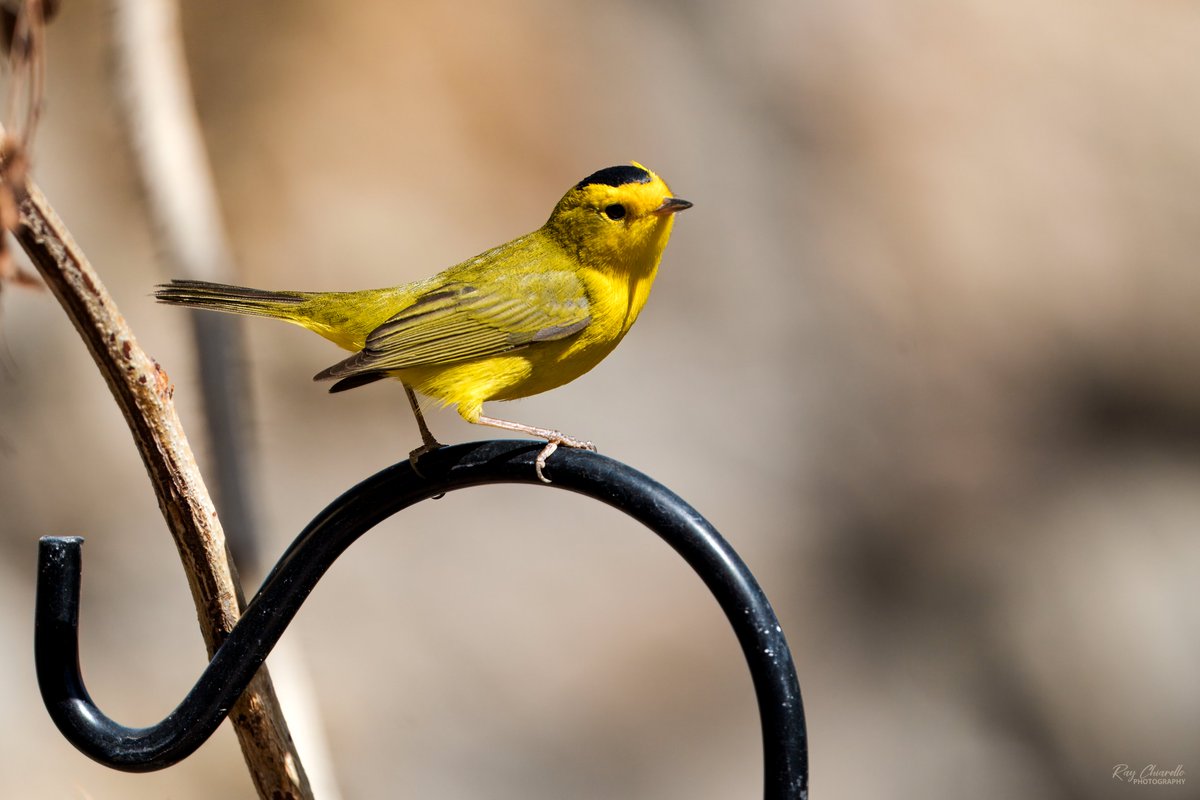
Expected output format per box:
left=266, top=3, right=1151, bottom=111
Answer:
left=603, top=203, right=626, bottom=221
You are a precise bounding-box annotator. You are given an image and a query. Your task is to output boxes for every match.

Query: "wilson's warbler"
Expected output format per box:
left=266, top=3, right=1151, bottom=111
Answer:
left=156, top=162, right=690, bottom=481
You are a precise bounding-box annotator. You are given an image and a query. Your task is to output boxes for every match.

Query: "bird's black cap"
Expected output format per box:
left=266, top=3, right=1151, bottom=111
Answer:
left=576, top=164, right=652, bottom=190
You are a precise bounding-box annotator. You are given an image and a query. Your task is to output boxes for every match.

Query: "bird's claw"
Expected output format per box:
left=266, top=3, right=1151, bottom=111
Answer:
left=408, top=441, right=444, bottom=480
left=534, top=435, right=597, bottom=484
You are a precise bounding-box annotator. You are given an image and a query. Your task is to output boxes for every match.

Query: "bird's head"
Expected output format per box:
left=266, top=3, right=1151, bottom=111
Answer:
left=545, top=163, right=691, bottom=273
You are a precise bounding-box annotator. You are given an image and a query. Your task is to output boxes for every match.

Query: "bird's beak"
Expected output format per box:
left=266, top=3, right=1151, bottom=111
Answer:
left=653, top=196, right=693, bottom=216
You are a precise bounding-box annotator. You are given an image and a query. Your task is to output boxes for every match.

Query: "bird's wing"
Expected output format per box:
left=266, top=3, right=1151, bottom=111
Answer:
left=314, top=271, right=591, bottom=381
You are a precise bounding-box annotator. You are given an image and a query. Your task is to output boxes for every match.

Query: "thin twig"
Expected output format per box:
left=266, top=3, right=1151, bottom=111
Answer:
left=3, top=165, right=313, bottom=800
left=0, top=0, right=45, bottom=289
left=110, top=0, right=261, bottom=572
left=109, top=1, right=342, bottom=796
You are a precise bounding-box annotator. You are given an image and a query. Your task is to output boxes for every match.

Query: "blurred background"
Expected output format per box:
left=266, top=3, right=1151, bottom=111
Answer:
left=1, top=1, right=1198, bottom=797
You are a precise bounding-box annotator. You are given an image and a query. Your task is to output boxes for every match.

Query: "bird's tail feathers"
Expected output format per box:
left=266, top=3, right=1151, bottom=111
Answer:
left=154, top=279, right=309, bottom=320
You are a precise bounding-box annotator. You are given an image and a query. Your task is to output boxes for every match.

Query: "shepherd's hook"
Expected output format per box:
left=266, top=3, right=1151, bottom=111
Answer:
left=35, top=440, right=808, bottom=798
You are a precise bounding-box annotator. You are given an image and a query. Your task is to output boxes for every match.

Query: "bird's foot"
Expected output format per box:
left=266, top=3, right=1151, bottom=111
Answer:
left=409, top=440, right=445, bottom=481
left=534, top=434, right=597, bottom=484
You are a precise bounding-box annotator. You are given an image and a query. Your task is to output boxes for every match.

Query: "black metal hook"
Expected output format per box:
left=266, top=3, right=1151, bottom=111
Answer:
left=36, top=440, right=807, bottom=798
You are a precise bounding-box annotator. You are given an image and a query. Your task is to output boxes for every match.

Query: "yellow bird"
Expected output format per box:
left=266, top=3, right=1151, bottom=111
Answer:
left=156, top=163, right=690, bottom=481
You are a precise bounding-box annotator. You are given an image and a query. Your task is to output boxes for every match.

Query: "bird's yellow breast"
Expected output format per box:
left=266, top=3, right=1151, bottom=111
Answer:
left=399, top=262, right=658, bottom=419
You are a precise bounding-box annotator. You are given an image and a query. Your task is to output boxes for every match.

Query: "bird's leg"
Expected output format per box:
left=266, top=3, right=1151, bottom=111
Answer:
left=404, top=384, right=443, bottom=465
left=473, top=413, right=597, bottom=484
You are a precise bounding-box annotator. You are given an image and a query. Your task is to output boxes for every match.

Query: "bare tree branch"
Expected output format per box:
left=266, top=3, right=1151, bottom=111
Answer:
left=0, top=2, right=312, bottom=794
left=2, top=163, right=313, bottom=800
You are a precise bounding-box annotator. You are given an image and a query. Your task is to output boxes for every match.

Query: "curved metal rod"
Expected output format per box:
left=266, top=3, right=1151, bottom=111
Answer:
left=36, top=440, right=807, bottom=798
